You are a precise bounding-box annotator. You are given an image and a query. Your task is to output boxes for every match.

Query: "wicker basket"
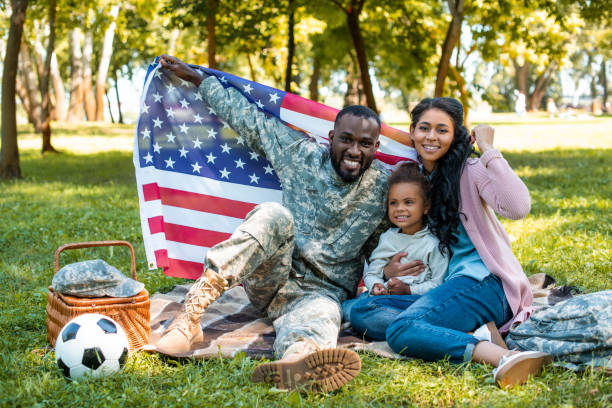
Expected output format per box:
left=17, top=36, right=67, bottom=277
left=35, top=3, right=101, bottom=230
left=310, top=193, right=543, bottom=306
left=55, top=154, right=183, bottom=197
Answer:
left=46, top=241, right=150, bottom=352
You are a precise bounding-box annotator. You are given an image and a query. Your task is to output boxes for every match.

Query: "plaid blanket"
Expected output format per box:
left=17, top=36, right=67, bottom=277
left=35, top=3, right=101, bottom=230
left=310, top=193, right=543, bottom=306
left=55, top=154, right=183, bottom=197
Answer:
left=144, top=273, right=576, bottom=359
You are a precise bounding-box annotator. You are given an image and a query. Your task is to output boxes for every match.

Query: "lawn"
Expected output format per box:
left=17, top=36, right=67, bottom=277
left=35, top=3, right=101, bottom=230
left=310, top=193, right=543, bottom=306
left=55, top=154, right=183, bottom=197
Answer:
left=1, top=117, right=610, bottom=407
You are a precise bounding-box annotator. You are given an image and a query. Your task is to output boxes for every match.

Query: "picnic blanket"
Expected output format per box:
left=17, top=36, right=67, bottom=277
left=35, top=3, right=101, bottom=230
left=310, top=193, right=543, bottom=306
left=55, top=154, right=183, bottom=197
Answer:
left=144, top=273, right=577, bottom=359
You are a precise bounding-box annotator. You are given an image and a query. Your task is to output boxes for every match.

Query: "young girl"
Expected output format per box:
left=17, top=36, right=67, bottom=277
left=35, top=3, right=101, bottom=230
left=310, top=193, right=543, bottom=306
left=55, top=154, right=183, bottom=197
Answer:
left=347, top=97, right=552, bottom=388
left=363, top=163, right=449, bottom=297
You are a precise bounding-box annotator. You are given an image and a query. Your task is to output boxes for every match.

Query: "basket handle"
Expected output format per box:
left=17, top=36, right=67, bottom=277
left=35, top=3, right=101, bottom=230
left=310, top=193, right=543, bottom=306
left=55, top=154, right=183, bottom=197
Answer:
left=54, top=240, right=138, bottom=281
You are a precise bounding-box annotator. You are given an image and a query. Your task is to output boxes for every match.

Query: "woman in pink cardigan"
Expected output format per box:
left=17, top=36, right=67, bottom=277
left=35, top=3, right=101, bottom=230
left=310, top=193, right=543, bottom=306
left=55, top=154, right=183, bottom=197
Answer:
left=346, top=97, right=552, bottom=387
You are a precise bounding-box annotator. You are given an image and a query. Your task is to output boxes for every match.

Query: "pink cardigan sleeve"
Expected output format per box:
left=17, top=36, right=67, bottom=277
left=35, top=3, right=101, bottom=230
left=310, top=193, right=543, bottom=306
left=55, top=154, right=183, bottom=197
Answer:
left=469, top=149, right=530, bottom=220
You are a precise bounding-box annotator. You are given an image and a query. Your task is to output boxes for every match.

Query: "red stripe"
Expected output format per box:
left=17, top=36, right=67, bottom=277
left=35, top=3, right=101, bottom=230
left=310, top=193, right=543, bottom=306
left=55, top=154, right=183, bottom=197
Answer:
left=148, top=216, right=164, bottom=234
left=143, top=183, right=161, bottom=200
left=380, top=123, right=413, bottom=147
left=163, top=258, right=204, bottom=280
left=281, top=92, right=338, bottom=122
left=144, top=185, right=257, bottom=218
left=154, top=249, right=169, bottom=268
left=164, top=222, right=232, bottom=247
left=375, top=151, right=418, bottom=165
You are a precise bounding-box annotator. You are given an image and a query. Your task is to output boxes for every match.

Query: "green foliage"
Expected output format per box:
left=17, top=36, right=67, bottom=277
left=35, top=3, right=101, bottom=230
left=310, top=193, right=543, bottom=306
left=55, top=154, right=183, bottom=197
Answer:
left=0, top=121, right=611, bottom=406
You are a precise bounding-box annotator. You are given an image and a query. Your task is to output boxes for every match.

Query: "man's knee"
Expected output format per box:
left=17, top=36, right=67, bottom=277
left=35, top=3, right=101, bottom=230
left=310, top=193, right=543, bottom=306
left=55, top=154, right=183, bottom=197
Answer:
left=246, top=202, right=294, bottom=237
left=386, top=315, right=417, bottom=352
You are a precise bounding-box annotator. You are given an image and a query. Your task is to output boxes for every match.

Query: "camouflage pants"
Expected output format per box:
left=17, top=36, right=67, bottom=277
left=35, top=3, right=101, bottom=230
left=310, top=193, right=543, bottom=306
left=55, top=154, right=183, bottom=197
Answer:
left=204, top=202, right=346, bottom=357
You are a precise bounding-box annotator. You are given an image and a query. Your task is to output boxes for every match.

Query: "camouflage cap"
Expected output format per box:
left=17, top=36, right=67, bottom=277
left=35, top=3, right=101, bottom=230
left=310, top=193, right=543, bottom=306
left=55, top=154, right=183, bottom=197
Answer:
left=52, top=259, right=144, bottom=298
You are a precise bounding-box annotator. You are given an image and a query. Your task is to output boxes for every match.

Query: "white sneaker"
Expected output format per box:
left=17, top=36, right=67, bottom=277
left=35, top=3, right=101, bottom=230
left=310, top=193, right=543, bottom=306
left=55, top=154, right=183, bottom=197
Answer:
left=492, top=351, right=553, bottom=388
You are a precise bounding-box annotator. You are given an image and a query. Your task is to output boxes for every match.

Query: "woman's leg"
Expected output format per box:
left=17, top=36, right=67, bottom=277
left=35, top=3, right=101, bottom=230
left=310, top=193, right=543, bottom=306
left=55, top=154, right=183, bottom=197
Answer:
left=386, top=274, right=512, bottom=362
left=345, top=294, right=420, bottom=341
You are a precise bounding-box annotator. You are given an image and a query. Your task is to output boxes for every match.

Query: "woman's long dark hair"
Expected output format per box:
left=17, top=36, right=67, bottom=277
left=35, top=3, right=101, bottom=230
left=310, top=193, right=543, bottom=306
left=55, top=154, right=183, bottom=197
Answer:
left=410, top=97, right=478, bottom=257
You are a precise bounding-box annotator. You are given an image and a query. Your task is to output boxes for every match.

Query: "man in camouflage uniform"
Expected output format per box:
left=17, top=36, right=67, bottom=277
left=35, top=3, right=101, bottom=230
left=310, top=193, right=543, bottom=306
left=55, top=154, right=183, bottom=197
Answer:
left=156, top=55, right=397, bottom=391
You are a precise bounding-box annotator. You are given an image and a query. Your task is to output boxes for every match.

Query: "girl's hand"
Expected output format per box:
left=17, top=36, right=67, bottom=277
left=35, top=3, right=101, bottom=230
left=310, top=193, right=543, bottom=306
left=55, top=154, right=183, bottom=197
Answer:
left=383, top=252, right=425, bottom=279
left=387, top=278, right=411, bottom=295
left=471, top=124, right=495, bottom=153
left=159, top=54, right=204, bottom=87
left=371, top=283, right=387, bottom=296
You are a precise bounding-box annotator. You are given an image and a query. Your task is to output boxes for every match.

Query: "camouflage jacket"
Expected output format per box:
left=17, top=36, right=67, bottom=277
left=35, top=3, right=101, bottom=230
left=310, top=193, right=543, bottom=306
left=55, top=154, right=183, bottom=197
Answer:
left=198, top=76, right=389, bottom=294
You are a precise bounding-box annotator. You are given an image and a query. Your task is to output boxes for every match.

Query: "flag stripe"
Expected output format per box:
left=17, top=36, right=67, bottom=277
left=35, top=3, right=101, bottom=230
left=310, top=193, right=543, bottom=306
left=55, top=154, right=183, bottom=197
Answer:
left=162, top=222, right=232, bottom=247
left=156, top=205, right=244, bottom=234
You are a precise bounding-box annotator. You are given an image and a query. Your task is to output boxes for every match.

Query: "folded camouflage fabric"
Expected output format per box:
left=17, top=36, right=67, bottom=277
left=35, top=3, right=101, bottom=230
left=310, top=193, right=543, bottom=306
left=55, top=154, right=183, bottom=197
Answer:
left=507, top=290, right=612, bottom=371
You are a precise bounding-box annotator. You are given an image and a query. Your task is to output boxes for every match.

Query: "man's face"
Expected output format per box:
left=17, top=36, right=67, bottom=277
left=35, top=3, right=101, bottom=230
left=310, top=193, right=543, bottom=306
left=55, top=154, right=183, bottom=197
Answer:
left=329, top=114, right=380, bottom=182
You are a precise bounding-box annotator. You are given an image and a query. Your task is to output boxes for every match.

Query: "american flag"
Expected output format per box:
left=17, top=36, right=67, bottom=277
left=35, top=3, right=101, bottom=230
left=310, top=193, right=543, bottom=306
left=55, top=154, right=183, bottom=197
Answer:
left=134, top=58, right=418, bottom=279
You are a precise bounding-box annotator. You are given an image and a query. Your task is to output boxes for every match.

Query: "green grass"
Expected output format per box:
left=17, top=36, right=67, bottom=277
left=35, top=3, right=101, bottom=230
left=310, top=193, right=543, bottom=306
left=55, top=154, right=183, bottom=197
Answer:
left=1, top=121, right=611, bottom=407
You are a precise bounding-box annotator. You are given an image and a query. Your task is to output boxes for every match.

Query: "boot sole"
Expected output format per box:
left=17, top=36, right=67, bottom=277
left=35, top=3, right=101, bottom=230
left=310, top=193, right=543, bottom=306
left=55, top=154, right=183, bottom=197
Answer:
left=251, top=348, right=361, bottom=392
left=495, top=352, right=553, bottom=388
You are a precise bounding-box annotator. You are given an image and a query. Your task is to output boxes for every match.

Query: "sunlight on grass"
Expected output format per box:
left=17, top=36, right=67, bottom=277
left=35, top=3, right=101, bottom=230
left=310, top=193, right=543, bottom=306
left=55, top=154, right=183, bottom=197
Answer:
left=1, top=121, right=611, bottom=407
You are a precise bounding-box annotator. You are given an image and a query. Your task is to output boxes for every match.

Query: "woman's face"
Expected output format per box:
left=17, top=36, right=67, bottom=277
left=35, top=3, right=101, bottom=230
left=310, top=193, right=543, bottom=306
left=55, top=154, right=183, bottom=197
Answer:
left=410, top=108, right=455, bottom=173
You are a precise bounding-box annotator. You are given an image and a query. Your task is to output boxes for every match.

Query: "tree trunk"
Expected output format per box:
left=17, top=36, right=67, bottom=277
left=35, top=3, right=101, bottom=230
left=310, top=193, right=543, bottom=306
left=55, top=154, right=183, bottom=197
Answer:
left=50, top=51, right=66, bottom=121
left=512, top=58, right=529, bottom=95
left=15, top=73, right=34, bottom=124
left=449, top=65, right=469, bottom=124
left=207, top=0, right=218, bottom=69
left=602, top=59, right=609, bottom=112
left=284, top=0, right=295, bottom=92
left=67, top=27, right=84, bottom=122
left=434, top=0, right=464, bottom=97
left=529, top=64, right=556, bottom=111
left=105, top=89, right=115, bottom=123
left=19, top=40, right=43, bottom=132
left=114, top=71, right=124, bottom=124
left=345, top=0, right=377, bottom=112
left=95, top=5, right=120, bottom=121
left=82, top=30, right=96, bottom=121
left=344, top=56, right=361, bottom=106
left=309, top=57, right=320, bottom=102
left=1, top=0, right=28, bottom=179
left=40, top=0, right=57, bottom=153
left=246, top=53, right=257, bottom=82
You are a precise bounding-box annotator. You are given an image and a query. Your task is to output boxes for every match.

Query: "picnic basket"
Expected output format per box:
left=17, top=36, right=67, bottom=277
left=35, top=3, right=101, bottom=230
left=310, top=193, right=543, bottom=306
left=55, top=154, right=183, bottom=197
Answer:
left=46, top=241, right=150, bottom=352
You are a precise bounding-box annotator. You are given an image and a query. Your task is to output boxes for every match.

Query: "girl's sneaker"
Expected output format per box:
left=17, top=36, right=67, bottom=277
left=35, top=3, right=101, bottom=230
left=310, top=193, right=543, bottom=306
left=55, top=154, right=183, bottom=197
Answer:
left=493, top=351, right=553, bottom=388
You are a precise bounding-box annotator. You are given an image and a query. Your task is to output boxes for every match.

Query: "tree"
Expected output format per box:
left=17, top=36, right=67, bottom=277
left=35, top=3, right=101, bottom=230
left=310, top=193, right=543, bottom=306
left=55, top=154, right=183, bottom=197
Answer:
left=1, top=0, right=28, bottom=179
left=434, top=0, right=464, bottom=97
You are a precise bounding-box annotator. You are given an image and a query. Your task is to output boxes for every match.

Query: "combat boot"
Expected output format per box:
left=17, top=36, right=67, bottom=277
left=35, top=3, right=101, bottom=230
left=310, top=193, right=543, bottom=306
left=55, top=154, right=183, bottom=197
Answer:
left=156, top=268, right=228, bottom=355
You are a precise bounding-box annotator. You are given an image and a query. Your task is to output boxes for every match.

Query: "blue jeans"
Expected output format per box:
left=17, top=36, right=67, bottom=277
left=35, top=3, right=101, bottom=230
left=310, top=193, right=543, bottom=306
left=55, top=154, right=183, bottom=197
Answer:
left=344, top=274, right=512, bottom=362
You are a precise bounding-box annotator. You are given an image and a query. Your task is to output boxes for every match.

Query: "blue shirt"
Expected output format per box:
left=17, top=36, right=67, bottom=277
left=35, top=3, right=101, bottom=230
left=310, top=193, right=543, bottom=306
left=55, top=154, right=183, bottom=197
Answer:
left=445, top=222, right=491, bottom=281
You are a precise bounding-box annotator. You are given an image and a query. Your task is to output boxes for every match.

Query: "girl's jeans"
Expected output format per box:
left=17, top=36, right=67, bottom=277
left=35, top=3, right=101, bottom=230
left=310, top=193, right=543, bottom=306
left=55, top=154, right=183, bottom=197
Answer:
left=344, top=274, right=512, bottom=362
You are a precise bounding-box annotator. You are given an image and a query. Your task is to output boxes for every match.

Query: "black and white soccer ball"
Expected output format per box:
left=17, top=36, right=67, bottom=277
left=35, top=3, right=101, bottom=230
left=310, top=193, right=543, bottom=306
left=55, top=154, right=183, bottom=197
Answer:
left=55, top=313, right=129, bottom=379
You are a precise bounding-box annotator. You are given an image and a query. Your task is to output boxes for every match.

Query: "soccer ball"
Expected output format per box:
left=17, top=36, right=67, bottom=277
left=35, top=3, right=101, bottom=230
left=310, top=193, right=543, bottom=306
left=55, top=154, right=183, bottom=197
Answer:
left=55, top=313, right=129, bottom=379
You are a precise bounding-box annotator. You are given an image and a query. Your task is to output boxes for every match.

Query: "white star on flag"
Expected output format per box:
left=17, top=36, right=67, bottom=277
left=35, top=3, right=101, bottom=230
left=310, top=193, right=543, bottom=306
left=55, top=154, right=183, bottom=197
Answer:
left=194, top=92, right=203, bottom=101
left=193, top=113, right=203, bottom=124
left=221, top=143, right=231, bottom=154
left=153, top=142, right=162, bottom=153
left=219, top=76, right=228, bottom=84
left=178, top=146, right=189, bottom=158
left=191, top=162, right=202, bottom=173
left=165, top=157, right=175, bottom=168
left=220, top=167, right=230, bottom=179
left=180, top=98, right=190, bottom=108
left=236, top=136, right=245, bottom=145
left=153, top=117, right=163, bottom=128
left=269, top=93, right=280, bottom=104
left=143, top=152, right=153, bottom=164
left=166, top=132, right=176, bottom=143
left=142, top=104, right=150, bottom=114
left=141, top=128, right=151, bottom=139
left=152, top=92, right=162, bottom=102
left=243, top=83, right=253, bottom=94
left=255, top=100, right=264, bottom=109
left=154, top=70, right=162, bottom=79
left=179, top=78, right=191, bottom=87
left=249, top=173, right=260, bottom=184
left=193, top=137, right=203, bottom=149
left=263, top=164, right=274, bottom=174
left=235, top=158, right=245, bottom=169
left=179, top=123, right=189, bottom=134
left=222, top=121, right=230, bottom=129
left=249, top=151, right=259, bottom=161
left=165, top=107, right=176, bottom=118
left=206, top=152, right=217, bottom=163
left=207, top=128, right=218, bottom=139
left=166, top=83, right=176, bottom=94
left=208, top=107, right=216, bottom=115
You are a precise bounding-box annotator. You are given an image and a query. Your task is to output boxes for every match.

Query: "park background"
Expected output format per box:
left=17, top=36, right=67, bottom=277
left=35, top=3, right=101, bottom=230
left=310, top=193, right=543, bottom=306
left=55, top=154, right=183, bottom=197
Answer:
left=0, top=0, right=611, bottom=406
